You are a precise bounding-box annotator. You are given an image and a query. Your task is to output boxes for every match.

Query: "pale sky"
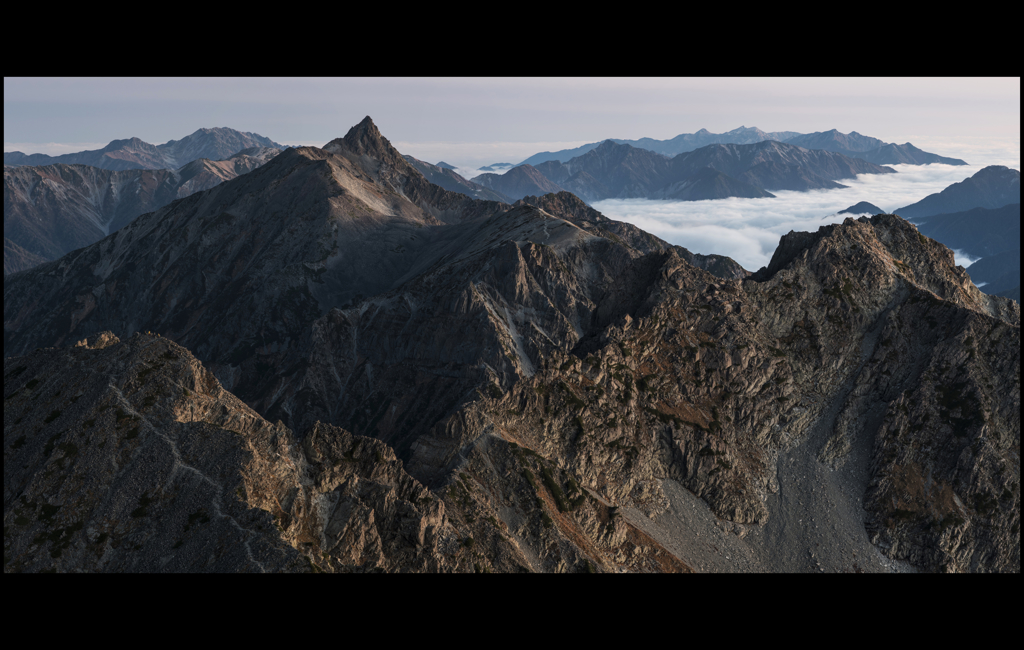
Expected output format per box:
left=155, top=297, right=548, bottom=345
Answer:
left=4, top=77, right=1020, bottom=167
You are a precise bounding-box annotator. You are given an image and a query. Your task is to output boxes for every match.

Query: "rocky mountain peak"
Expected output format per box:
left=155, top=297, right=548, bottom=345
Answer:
left=338, top=116, right=388, bottom=155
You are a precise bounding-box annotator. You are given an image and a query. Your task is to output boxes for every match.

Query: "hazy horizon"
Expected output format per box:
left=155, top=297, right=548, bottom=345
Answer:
left=5, top=77, right=1019, bottom=166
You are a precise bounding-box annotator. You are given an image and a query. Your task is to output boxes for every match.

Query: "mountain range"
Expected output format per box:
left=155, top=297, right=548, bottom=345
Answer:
left=518, top=127, right=966, bottom=168
left=4, top=147, right=283, bottom=274
left=4, top=117, right=1020, bottom=573
left=473, top=139, right=894, bottom=203
left=4, top=127, right=286, bottom=171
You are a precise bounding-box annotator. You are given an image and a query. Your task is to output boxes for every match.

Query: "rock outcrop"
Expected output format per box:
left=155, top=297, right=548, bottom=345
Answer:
left=4, top=332, right=463, bottom=572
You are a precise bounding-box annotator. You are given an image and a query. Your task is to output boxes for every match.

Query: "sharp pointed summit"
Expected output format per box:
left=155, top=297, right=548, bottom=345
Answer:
left=332, top=115, right=390, bottom=157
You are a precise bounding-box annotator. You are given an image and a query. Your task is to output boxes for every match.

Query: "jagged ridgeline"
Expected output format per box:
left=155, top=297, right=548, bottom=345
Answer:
left=4, top=117, right=1020, bottom=573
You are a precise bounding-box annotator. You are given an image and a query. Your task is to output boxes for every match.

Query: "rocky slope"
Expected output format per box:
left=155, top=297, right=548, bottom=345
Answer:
left=3, top=332, right=464, bottom=572
left=4, top=128, right=286, bottom=171
left=4, top=148, right=283, bottom=274
left=896, top=166, right=1021, bottom=220
left=994, top=286, right=1019, bottom=302
left=5, top=117, right=1019, bottom=572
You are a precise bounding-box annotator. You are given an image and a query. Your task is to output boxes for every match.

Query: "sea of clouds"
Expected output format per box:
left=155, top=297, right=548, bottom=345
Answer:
left=588, top=138, right=1019, bottom=272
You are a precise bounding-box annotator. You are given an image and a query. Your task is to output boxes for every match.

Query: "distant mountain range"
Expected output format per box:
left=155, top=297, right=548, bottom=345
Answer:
left=895, top=166, right=1020, bottom=220
left=4, top=127, right=286, bottom=171
left=518, top=127, right=966, bottom=168
left=783, top=130, right=967, bottom=166
left=471, top=139, right=894, bottom=203
left=4, top=147, right=282, bottom=274
left=518, top=126, right=801, bottom=166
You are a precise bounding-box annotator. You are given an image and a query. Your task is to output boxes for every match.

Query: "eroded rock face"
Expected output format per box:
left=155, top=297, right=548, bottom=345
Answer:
left=405, top=215, right=1019, bottom=573
left=3, top=333, right=464, bottom=572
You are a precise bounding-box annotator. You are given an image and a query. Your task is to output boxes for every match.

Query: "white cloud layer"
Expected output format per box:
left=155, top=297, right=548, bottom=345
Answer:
left=592, top=158, right=1019, bottom=272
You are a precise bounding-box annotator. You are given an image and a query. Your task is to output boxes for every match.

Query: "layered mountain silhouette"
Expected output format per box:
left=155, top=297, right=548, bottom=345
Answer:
left=519, top=126, right=802, bottom=165
left=483, top=139, right=894, bottom=203
left=914, top=203, right=1020, bottom=259
left=470, top=164, right=565, bottom=200
left=4, top=147, right=283, bottom=274
left=518, top=127, right=965, bottom=167
left=403, top=155, right=511, bottom=203
left=4, top=127, right=286, bottom=171
left=4, top=117, right=1019, bottom=573
left=895, top=166, right=1021, bottom=220
left=784, top=130, right=967, bottom=166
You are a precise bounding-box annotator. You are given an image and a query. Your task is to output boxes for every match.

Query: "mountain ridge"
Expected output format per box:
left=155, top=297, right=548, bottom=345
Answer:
left=4, top=117, right=1019, bottom=573
left=517, top=127, right=965, bottom=168
left=4, top=127, right=286, bottom=171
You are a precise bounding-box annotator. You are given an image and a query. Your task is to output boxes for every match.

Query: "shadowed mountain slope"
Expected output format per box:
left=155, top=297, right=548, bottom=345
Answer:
left=4, top=148, right=283, bottom=274
left=896, top=166, right=1021, bottom=221
left=5, top=118, right=1018, bottom=573
left=403, top=156, right=511, bottom=203
left=913, top=203, right=1020, bottom=259
left=469, top=165, right=565, bottom=201
left=3, top=332, right=464, bottom=573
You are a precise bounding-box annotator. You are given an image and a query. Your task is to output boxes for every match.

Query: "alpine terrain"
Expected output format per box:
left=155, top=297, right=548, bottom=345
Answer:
left=4, top=117, right=1019, bottom=573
